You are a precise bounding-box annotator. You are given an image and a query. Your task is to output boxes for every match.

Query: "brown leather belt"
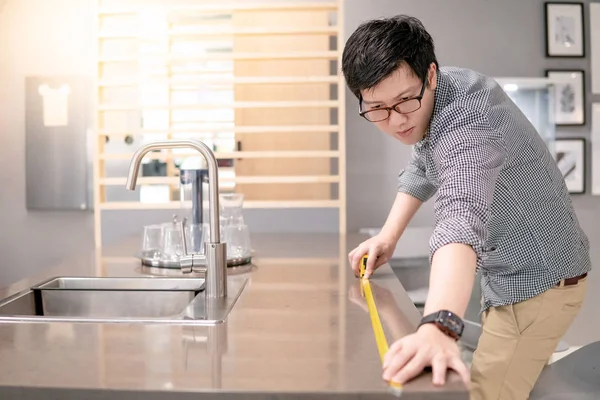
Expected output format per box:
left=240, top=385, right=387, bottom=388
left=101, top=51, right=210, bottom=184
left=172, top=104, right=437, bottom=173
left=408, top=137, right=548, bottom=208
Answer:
left=557, top=272, right=587, bottom=287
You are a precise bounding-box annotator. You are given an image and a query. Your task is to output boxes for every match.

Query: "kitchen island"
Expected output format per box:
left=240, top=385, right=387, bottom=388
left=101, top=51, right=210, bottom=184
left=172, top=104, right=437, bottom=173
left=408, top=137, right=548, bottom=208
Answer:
left=0, top=232, right=469, bottom=399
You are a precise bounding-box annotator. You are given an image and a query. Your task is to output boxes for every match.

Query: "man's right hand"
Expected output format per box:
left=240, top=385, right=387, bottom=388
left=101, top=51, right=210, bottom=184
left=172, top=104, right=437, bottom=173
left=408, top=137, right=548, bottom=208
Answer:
left=348, top=234, right=397, bottom=278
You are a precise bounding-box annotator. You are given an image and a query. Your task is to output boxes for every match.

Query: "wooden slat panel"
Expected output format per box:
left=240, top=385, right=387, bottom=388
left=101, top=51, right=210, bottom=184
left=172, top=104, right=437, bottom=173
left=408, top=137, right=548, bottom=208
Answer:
left=171, top=25, right=338, bottom=36
left=99, top=175, right=340, bottom=185
left=98, top=125, right=339, bottom=135
left=99, top=26, right=338, bottom=39
left=99, top=150, right=340, bottom=160
left=98, top=2, right=338, bottom=15
left=233, top=8, right=334, bottom=201
left=98, top=51, right=338, bottom=63
left=94, top=0, right=346, bottom=247
left=99, top=200, right=340, bottom=210
left=98, top=76, right=339, bottom=87
left=98, top=100, right=339, bottom=111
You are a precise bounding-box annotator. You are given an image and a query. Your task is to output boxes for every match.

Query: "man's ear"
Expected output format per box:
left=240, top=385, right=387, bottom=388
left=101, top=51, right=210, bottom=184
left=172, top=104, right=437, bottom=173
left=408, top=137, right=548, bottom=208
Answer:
left=427, top=63, right=437, bottom=90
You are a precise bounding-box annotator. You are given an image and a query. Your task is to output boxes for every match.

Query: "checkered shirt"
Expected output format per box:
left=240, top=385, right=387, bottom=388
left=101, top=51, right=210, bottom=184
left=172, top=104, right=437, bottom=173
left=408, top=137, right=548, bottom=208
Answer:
left=397, top=67, right=591, bottom=312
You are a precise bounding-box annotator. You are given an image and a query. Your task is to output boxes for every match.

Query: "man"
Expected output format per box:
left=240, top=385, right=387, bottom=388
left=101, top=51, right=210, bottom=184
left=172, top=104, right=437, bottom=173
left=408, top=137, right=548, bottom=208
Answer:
left=343, top=15, right=591, bottom=399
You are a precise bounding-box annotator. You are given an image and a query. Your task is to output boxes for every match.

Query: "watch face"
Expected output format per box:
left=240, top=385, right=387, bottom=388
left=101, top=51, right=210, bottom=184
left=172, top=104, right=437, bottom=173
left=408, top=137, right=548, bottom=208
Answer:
left=436, top=311, right=464, bottom=338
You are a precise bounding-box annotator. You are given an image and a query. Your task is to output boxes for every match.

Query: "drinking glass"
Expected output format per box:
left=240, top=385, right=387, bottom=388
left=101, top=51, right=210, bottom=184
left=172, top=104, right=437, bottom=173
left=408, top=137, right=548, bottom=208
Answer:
left=219, top=193, right=245, bottom=227
left=185, top=222, right=205, bottom=255
left=161, top=222, right=184, bottom=262
left=223, top=224, right=252, bottom=259
left=141, top=224, right=162, bottom=259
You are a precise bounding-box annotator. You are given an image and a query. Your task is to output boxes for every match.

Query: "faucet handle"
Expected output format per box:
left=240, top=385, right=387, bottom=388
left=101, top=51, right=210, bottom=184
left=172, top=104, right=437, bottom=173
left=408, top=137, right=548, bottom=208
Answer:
left=180, top=254, right=207, bottom=274
left=179, top=217, right=207, bottom=274
left=180, top=257, right=193, bottom=274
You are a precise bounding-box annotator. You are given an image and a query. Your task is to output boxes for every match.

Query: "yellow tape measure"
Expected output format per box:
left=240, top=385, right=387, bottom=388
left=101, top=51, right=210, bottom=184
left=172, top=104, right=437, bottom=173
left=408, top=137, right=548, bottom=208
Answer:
left=359, top=255, right=404, bottom=395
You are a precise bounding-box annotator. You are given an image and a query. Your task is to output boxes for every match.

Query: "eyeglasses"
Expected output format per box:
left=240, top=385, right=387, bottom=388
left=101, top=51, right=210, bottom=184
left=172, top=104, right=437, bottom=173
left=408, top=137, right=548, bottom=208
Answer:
left=358, top=79, right=427, bottom=123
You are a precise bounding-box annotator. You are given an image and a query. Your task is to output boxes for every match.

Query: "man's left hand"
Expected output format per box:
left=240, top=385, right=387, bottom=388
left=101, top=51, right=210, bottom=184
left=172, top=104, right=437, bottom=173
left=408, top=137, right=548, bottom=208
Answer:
left=382, top=323, right=471, bottom=387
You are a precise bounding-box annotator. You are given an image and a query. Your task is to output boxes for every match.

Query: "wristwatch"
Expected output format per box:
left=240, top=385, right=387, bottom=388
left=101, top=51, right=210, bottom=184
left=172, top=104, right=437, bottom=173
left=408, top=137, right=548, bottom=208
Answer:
left=418, top=310, right=464, bottom=340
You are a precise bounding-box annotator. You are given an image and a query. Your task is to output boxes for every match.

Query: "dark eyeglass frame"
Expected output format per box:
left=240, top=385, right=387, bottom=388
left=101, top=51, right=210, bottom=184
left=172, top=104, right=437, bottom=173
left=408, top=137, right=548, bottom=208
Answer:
left=358, top=78, right=427, bottom=122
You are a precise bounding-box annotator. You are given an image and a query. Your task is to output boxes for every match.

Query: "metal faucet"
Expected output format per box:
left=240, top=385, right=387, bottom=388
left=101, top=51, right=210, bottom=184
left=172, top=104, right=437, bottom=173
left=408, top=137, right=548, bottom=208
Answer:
left=125, top=139, right=227, bottom=299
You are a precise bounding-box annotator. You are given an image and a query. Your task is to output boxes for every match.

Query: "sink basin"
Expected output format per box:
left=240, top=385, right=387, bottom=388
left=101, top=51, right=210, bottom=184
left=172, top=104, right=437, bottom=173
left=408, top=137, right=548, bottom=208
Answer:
left=0, top=276, right=248, bottom=325
left=32, top=277, right=205, bottom=319
left=33, top=276, right=205, bottom=291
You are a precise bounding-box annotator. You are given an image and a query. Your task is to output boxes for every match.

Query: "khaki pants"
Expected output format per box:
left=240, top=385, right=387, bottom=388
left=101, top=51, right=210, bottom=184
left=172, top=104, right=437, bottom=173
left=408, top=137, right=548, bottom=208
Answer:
left=469, top=276, right=587, bottom=400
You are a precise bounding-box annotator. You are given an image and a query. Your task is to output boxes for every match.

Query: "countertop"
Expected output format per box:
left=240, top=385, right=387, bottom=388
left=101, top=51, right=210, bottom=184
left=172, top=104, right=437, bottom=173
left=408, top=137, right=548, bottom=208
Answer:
left=0, top=233, right=469, bottom=399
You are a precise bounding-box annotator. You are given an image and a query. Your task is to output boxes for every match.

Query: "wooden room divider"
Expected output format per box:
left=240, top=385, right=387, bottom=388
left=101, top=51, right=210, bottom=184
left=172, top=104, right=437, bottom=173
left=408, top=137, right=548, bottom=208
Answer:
left=93, top=0, right=347, bottom=247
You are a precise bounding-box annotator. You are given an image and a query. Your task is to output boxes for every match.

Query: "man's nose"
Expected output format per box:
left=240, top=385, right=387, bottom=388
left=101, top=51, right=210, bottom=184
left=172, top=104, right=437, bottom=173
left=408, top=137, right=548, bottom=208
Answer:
left=388, top=109, right=408, bottom=127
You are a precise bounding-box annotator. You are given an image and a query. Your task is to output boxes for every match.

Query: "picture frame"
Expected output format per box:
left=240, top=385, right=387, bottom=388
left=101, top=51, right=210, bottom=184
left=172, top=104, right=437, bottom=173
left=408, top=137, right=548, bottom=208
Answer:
left=544, top=2, right=585, bottom=57
left=591, top=4, right=600, bottom=94
left=592, top=104, right=600, bottom=195
left=545, top=69, right=586, bottom=126
left=555, top=138, right=586, bottom=194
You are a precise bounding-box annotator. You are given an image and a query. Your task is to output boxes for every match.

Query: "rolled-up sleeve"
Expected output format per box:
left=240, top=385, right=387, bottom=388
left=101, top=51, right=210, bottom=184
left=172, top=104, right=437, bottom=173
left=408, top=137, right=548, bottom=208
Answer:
left=429, top=108, right=507, bottom=269
left=398, top=145, right=438, bottom=202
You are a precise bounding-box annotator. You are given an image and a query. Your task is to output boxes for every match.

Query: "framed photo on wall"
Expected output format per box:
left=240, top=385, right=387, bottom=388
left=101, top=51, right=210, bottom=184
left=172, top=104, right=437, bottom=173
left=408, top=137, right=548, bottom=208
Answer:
left=545, top=69, right=586, bottom=125
left=592, top=104, right=600, bottom=195
left=555, top=138, right=586, bottom=194
left=544, top=2, right=585, bottom=57
left=592, top=4, right=600, bottom=94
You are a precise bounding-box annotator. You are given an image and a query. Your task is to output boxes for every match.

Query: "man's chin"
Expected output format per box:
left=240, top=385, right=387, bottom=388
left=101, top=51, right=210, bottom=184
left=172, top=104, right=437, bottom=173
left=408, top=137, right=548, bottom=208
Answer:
left=394, top=132, right=423, bottom=145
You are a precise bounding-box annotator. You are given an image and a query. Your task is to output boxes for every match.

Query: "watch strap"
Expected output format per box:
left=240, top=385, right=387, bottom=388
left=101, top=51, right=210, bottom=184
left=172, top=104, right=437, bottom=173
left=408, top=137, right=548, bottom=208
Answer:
left=418, top=310, right=464, bottom=340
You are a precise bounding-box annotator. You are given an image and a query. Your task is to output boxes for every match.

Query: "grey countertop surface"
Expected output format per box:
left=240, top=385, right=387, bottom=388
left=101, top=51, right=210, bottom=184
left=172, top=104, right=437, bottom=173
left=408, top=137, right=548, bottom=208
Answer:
left=0, top=233, right=469, bottom=399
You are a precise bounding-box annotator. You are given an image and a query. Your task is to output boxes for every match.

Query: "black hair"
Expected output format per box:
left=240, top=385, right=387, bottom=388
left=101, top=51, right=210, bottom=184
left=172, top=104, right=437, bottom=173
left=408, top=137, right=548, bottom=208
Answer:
left=341, top=15, right=439, bottom=99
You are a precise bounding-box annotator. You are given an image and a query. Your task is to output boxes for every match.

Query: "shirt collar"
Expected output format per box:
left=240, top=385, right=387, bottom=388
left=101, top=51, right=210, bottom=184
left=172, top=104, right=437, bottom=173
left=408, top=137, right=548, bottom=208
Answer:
left=417, top=68, right=451, bottom=147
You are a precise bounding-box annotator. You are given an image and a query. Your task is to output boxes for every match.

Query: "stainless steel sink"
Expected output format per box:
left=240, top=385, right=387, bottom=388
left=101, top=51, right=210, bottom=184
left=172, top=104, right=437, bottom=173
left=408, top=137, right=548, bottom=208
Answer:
left=32, top=277, right=205, bottom=319
left=34, top=276, right=205, bottom=291
left=0, top=276, right=248, bottom=325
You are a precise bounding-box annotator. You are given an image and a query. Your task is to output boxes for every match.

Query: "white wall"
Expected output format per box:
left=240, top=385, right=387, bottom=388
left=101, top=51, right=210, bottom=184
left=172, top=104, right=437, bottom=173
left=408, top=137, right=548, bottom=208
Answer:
left=0, top=0, right=94, bottom=217
left=0, top=0, right=95, bottom=286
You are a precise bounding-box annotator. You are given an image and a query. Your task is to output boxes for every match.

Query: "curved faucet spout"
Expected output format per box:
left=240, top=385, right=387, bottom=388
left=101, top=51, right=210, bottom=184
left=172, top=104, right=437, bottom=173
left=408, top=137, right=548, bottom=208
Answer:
left=125, top=139, right=220, bottom=243
left=125, top=138, right=227, bottom=299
